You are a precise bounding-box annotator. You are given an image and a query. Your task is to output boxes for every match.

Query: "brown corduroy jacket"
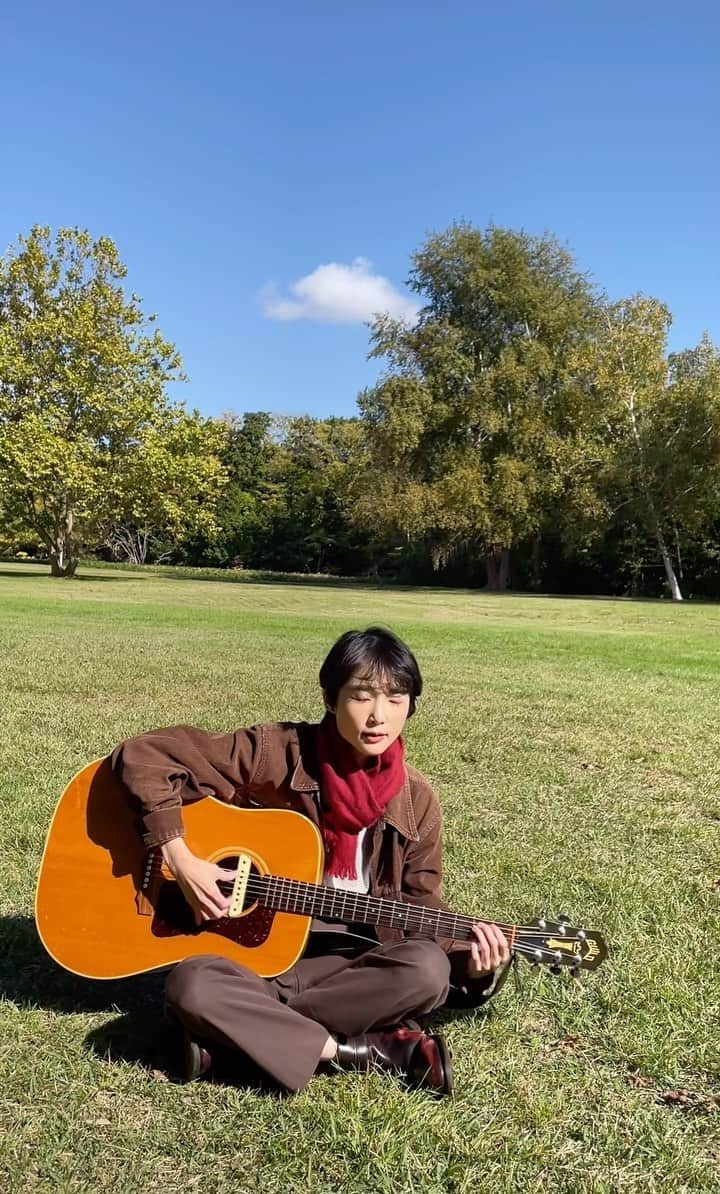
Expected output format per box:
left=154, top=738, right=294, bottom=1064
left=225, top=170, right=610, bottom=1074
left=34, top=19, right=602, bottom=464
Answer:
left=110, top=719, right=499, bottom=1006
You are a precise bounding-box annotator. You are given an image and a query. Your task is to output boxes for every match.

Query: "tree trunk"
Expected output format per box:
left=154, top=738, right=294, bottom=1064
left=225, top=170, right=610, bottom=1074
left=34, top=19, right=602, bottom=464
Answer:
left=49, top=509, right=79, bottom=578
left=485, top=549, right=511, bottom=590
left=625, top=390, right=683, bottom=601
left=653, top=520, right=683, bottom=601
left=50, top=546, right=78, bottom=578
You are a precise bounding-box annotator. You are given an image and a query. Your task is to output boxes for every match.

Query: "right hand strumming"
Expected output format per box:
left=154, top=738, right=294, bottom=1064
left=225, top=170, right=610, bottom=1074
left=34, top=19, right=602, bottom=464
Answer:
left=161, top=838, right=236, bottom=925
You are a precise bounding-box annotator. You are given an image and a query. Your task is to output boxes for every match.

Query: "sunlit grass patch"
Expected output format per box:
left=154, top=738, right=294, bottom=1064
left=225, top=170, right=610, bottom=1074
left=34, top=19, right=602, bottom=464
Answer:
left=1, top=563, right=718, bottom=1192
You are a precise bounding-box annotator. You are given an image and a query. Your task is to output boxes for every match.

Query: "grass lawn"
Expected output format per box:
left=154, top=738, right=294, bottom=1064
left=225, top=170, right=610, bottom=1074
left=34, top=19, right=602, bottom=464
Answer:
left=0, top=562, right=718, bottom=1193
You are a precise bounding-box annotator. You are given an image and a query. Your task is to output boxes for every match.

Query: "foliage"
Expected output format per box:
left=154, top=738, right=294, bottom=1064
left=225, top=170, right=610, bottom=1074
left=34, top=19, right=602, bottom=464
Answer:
left=356, top=224, right=606, bottom=587
left=180, top=412, right=376, bottom=575
left=589, top=297, right=720, bottom=599
left=3, top=221, right=720, bottom=598
left=0, top=226, right=224, bottom=576
left=258, top=415, right=373, bottom=574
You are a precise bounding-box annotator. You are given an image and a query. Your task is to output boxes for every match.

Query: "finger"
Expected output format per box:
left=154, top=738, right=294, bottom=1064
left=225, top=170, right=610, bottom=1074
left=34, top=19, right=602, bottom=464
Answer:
left=474, top=934, right=491, bottom=972
left=199, top=889, right=231, bottom=918
left=215, top=866, right=237, bottom=881
left=496, top=931, right=511, bottom=964
left=206, top=898, right=231, bottom=919
left=468, top=942, right=483, bottom=977
left=490, top=923, right=510, bottom=956
left=484, top=927, right=502, bottom=970
left=472, top=925, right=493, bottom=972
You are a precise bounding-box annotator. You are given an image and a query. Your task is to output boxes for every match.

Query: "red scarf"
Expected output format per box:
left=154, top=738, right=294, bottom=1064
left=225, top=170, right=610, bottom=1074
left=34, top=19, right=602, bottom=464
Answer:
left=316, top=712, right=405, bottom=880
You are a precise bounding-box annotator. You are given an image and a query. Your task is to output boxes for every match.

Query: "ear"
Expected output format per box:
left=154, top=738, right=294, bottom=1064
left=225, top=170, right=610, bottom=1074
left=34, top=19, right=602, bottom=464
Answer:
left=322, top=689, right=335, bottom=714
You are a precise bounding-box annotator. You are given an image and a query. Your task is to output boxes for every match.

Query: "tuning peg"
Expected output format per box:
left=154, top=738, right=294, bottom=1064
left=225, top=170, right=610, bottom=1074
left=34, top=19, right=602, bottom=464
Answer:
left=558, top=913, right=570, bottom=924
left=549, top=965, right=562, bottom=977
left=537, top=913, right=547, bottom=929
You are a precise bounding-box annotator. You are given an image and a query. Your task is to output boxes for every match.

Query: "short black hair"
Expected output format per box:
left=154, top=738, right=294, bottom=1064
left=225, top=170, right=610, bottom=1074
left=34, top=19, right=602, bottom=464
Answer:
left=319, top=627, right=423, bottom=717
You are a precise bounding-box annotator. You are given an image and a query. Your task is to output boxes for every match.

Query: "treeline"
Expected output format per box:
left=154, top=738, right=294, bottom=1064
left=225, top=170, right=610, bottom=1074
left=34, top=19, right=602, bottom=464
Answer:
left=2, top=224, right=720, bottom=599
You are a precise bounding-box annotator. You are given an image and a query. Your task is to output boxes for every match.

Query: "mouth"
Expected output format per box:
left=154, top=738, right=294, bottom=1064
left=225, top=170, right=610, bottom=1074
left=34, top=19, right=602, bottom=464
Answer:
left=361, top=732, right=386, bottom=744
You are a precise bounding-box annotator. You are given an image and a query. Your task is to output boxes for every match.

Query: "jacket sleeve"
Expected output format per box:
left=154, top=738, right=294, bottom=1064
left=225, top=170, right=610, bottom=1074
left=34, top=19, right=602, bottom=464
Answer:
left=110, top=724, right=263, bottom=847
left=401, top=790, right=507, bottom=1009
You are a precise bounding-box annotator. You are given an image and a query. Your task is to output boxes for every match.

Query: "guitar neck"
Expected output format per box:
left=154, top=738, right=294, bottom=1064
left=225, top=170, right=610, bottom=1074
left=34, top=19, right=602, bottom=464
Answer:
left=246, top=872, right=491, bottom=942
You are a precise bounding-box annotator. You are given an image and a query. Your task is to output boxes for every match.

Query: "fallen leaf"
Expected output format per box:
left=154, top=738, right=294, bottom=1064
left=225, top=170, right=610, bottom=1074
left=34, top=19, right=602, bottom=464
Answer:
left=659, top=1089, right=720, bottom=1113
left=544, top=1033, right=580, bottom=1053
left=628, top=1073, right=654, bottom=1089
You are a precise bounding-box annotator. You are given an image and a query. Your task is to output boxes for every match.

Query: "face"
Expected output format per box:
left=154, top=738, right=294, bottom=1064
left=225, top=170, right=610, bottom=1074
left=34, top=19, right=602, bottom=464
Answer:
left=327, top=671, right=411, bottom=763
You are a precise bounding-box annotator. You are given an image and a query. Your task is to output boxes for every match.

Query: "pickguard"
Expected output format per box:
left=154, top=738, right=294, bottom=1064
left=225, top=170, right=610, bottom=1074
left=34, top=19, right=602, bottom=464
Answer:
left=151, top=879, right=275, bottom=947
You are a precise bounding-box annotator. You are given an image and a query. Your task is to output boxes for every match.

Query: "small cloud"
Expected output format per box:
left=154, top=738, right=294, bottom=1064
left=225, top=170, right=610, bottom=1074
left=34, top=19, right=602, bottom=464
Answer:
left=260, top=257, right=420, bottom=325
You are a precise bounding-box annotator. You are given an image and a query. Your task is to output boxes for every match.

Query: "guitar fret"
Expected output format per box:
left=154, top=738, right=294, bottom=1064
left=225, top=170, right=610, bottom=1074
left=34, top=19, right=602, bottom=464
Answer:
left=253, top=875, right=482, bottom=945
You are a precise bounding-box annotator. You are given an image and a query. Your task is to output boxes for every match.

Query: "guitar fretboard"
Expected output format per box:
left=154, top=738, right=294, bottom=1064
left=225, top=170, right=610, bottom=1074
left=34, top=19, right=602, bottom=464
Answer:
left=243, top=872, right=496, bottom=942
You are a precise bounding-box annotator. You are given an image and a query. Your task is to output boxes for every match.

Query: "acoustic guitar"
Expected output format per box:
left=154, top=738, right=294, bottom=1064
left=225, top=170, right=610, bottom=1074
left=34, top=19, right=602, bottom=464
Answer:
left=36, top=758, right=608, bottom=980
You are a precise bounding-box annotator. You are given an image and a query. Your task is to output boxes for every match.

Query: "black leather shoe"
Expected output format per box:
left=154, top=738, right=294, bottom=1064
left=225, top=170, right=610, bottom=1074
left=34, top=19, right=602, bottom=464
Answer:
left=183, top=1032, right=212, bottom=1082
left=335, top=1027, right=453, bottom=1097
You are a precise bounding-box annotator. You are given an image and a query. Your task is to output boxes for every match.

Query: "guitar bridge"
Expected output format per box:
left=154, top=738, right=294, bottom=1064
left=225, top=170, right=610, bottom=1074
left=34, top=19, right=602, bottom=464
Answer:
left=229, top=853, right=252, bottom=917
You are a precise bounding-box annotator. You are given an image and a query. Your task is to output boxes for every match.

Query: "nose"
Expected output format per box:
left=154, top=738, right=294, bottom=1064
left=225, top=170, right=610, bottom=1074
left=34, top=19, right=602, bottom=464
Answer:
left=367, top=696, right=387, bottom=726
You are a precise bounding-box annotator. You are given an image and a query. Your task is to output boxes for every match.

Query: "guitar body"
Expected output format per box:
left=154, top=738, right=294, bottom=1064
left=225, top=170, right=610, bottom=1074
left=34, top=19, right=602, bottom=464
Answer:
left=35, top=758, right=324, bottom=980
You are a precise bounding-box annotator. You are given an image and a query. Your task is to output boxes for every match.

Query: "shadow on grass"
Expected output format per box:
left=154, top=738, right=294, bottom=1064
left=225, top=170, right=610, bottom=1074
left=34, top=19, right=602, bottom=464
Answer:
left=84, top=1012, right=285, bottom=1090
left=0, top=914, right=166, bottom=1014
left=3, top=559, right=711, bottom=604
left=1, top=913, right=184, bottom=1078
left=0, top=566, right=135, bottom=583
left=3, top=914, right=491, bottom=1087
left=84, top=1008, right=179, bottom=1077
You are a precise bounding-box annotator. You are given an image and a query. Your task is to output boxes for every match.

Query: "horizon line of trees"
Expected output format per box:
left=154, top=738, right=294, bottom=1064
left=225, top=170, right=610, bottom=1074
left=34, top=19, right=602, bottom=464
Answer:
left=2, top=223, right=720, bottom=600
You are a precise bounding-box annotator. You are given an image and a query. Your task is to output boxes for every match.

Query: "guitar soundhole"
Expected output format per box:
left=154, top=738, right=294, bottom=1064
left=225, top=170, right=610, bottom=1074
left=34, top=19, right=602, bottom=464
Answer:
left=151, top=855, right=276, bottom=947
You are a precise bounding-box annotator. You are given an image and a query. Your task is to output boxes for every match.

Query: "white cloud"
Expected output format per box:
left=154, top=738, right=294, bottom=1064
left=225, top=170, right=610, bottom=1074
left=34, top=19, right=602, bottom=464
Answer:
left=260, top=257, right=420, bottom=325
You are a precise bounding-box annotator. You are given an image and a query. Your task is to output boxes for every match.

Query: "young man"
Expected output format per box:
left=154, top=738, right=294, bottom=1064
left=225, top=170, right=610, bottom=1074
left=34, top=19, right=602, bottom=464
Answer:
left=111, top=627, right=510, bottom=1097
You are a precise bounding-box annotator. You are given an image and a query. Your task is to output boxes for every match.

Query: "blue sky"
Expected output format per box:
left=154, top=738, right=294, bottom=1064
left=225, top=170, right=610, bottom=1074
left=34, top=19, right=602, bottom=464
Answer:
left=3, top=1, right=718, bottom=419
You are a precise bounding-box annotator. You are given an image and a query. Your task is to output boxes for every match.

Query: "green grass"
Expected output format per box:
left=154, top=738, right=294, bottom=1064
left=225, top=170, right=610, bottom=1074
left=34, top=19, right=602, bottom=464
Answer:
left=1, top=561, right=718, bottom=1193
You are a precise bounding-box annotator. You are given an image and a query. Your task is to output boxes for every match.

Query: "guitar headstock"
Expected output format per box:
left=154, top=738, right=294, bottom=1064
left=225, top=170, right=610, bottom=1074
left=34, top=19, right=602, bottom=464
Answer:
left=513, top=914, right=608, bottom=975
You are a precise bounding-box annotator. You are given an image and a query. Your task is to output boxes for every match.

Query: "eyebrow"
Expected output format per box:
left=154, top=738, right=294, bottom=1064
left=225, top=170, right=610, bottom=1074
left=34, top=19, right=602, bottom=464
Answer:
left=350, top=677, right=408, bottom=693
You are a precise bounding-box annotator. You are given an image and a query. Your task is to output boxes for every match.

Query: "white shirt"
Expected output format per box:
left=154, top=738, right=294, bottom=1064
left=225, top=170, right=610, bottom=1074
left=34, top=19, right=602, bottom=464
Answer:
left=322, top=827, right=370, bottom=894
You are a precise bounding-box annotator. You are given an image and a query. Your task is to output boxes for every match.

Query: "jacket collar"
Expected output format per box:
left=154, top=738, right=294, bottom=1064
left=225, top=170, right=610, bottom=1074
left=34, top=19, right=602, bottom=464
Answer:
left=380, top=771, right=419, bottom=842
left=289, top=728, right=419, bottom=842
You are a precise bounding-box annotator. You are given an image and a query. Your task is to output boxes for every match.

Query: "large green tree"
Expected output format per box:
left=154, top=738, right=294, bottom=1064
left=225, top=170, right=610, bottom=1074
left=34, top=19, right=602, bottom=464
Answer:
left=0, top=226, right=224, bottom=575
left=591, top=297, right=720, bottom=600
left=357, top=224, right=605, bottom=588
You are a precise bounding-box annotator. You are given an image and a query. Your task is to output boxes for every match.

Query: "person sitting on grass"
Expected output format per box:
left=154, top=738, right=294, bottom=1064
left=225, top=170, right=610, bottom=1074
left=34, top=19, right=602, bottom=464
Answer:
left=110, top=626, right=510, bottom=1097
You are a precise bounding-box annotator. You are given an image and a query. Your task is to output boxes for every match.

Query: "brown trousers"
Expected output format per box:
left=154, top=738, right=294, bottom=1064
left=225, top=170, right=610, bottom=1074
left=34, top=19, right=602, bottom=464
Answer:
left=165, top=938, right=451, bottom=1092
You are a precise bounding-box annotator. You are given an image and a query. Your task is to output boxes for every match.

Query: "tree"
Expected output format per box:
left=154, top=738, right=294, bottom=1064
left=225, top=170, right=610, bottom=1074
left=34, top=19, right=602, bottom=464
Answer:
left=356, top=224, right=605, bottom=588
left=177, top=411, right=280, bottom=568
left=591, top=297, right=720, bottom=601
left=0, top=226, right=224, bottom=576
left=253, top=415, right=371, bottom=574
left=106, top=411, right=227, bottom=564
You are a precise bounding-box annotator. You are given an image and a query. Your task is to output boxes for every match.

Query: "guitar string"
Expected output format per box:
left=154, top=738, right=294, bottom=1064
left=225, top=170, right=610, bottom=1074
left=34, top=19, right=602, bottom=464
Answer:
left=224, top=875, right=583, bottom=940
left=218, top=874, right=596, bottom=945
left=233, top=874, right=573, bottom=937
